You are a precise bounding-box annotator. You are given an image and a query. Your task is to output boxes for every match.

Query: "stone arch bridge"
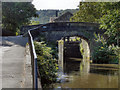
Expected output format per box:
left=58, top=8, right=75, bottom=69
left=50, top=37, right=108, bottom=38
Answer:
left=21, top=22, right=105, bottom=64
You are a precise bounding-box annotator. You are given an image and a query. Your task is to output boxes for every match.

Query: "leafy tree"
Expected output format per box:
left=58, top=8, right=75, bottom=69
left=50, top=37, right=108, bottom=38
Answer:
left=94, top=2, right=120, bottom=64
left=71, top=2, right=120, bottom=46
left=99, top=2, right=120, bottom=46
left=2, top=2, right=38, bottom=34
left=71, top=2, right=120, bottom=64
left=70, top=2, right=103, bottom=22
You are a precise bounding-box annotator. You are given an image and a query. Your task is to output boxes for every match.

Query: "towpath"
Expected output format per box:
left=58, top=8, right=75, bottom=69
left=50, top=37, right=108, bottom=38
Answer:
left=1, top=36, right=32, bottom=88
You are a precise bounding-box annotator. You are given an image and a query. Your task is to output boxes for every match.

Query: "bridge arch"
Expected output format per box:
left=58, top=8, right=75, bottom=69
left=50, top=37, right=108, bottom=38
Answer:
left=38, top=23, right=96, bottom=61
left=60, top=34, right=90, bottom=59
left=21, top=22, right=104, bottom=63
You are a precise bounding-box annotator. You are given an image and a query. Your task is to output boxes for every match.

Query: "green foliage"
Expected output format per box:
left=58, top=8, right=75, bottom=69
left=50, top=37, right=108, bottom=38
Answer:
left=29, top=20, right=40, bottom=25
left=93, top=45, right=119, bottom=64
left=70, top=2, right=103, bottom=22
left=71, top=2, right=120, bottom=64
left=34, top=41, right=58, bottom=87
left=94, top=33, right=106, bottom=45
left=16, top=32, right=19, bottom=36
left=99, top=2, right=120, bottom=46
left=2, top=2, right=38, bottom=34
left=71, top=2, right=120, bottom=46
left=93, top=34, right=119, bottom=64
left=38, top=35, right=58, bottom=59
left=76, top=37, right=81, bottom=41
left=58, top=40, right=64, bottom=45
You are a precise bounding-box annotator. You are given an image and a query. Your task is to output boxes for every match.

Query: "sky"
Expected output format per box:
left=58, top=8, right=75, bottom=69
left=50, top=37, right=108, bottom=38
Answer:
left=32, top=0, right=82, bottom=10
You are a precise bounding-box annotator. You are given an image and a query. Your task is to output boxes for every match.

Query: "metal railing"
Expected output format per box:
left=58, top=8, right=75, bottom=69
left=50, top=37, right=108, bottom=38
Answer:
left=28, top=27, right=41, bottom=90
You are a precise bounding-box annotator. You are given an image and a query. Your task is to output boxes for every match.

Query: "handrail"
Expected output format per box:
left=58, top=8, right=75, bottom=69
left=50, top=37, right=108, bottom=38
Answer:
left=27, top=26, right=42, bottom=90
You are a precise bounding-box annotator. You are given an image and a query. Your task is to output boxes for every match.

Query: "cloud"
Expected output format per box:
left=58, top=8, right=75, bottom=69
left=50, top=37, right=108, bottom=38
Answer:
left=32, top=0, right=80, bottom=10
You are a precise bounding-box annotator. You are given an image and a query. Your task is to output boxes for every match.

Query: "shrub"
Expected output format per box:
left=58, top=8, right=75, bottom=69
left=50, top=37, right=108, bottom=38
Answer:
left=93, top=45, right=118, bottom=64
left=92, top=33, right=119, bottom=64
left=34, top=41, right=58, bottom=87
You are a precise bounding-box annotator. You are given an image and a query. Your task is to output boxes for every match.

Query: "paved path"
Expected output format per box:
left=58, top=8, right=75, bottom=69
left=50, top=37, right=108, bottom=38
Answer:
left=1, top=36, right=32, bottom=88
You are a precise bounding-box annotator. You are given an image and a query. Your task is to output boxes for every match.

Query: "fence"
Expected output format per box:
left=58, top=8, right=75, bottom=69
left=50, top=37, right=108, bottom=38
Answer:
left=28, top=27, right=42, bottom=90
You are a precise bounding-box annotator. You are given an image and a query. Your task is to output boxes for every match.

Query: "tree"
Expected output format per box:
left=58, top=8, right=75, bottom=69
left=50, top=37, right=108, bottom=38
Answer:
left=99, top=2, right=120, bottom=46
left=71, top=2, right=120, bottom=64
left=71, top=2, right=120, bottom=46
left=70, top=2, right=103, bottom=22
left=2, top=2, right=38, bottom=34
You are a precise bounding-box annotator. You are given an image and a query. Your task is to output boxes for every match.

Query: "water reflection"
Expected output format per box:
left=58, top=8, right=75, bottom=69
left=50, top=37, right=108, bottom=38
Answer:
left=90, top=69, right=118, bottom=76
left=52, top=57, right=118, bottom=88
left=64, top=57, right=81, bottom=74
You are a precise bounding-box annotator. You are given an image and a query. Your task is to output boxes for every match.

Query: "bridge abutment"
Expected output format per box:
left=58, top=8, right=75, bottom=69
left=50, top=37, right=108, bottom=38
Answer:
left=58, top=40, right=64, bottom=72
left=81, top=39, right=90, bottom=61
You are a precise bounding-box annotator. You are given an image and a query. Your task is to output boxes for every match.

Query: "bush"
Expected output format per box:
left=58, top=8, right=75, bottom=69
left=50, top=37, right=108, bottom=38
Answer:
left=93, top=44, right=119, bottom=64
left=34, top=41, right=58, bottom=87
left=92, top=33, right=119, bottom=64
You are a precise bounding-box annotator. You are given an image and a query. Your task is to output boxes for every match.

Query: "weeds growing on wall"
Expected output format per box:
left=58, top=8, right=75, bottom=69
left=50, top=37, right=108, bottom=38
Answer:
left=34, top=41, right=58, bottom=88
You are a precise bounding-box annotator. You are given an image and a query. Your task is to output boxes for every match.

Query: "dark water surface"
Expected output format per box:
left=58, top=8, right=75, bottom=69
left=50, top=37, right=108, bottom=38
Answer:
left=50, top=57, right=118, bottom=88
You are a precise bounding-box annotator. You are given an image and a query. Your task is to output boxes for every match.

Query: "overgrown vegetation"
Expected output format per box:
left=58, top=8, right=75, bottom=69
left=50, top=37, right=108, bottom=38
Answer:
left=92, top=34, right=119, bottom=64
left=70, top=2, right=103, bottom=22
left=71, top=2, right=120, bottom=64
left=34, top=39, right=58, bottom=87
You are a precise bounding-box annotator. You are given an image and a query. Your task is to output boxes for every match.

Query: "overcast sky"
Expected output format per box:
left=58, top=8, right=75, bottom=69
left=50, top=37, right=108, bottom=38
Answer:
left=32, top=0, right=82, bottom=10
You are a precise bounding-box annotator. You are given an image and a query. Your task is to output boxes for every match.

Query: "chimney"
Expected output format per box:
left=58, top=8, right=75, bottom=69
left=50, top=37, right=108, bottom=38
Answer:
left=56, top=10, right=58, bottom=17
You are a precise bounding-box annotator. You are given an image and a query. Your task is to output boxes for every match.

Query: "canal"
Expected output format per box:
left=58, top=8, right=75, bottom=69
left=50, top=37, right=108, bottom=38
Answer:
left=49, top=57, right=118, bottom=88
left=47, top=38, right=118, bottom=89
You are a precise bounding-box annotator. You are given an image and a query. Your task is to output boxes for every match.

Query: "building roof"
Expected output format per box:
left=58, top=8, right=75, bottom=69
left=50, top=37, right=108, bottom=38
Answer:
left=50, top=11, right=73, bottom=22
left=49, top=17, right=57, bottom=22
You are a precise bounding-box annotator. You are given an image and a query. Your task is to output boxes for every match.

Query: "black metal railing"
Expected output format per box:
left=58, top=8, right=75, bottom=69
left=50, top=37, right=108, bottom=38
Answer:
left=28, top=27, right=41, bottom=90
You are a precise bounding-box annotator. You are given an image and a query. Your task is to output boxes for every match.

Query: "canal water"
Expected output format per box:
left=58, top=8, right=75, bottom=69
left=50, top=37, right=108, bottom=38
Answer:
left=50, top=57, right=118, bottom=88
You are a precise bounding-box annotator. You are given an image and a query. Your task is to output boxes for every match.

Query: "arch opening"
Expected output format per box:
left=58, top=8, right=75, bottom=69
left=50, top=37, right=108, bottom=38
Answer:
left=57, top=35, right=90, bottom=73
